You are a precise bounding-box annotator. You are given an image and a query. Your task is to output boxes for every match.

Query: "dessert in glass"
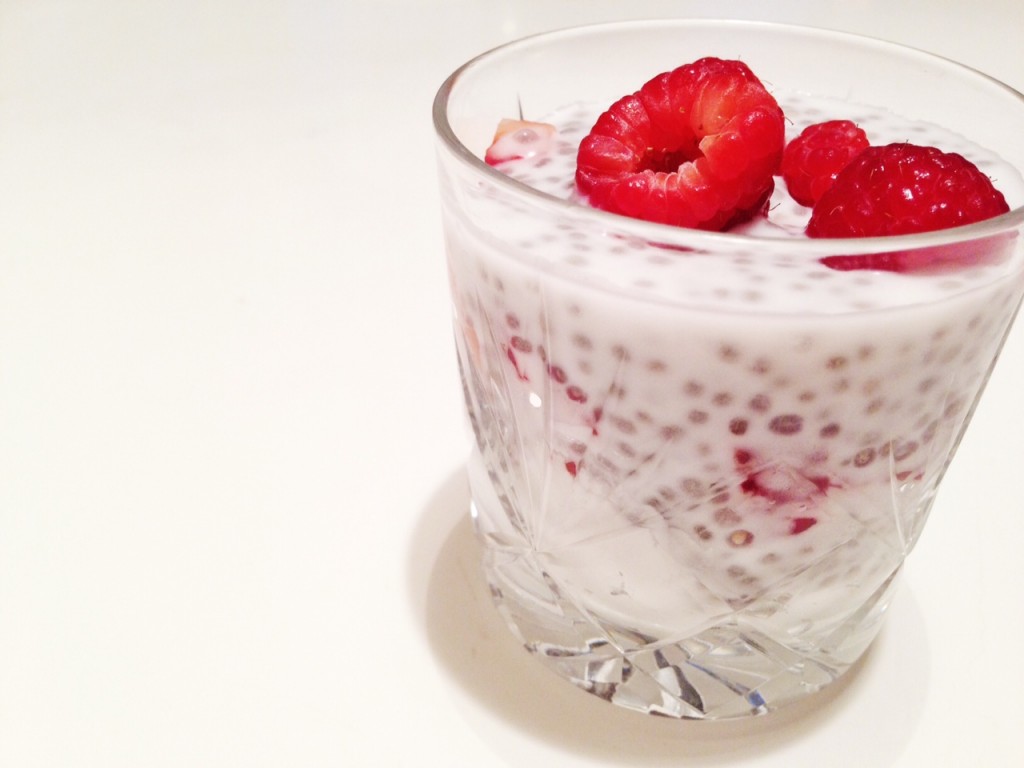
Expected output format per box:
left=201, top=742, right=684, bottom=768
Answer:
left=433, top=20, right=1024, bottom=719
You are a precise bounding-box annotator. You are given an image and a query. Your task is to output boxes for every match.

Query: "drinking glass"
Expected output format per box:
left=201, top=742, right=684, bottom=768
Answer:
left=433, top=20, right=1024, bottom=719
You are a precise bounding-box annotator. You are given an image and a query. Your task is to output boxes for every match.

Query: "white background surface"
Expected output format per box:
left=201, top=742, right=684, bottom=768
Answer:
left=1, top=1, right=1022, bottom=765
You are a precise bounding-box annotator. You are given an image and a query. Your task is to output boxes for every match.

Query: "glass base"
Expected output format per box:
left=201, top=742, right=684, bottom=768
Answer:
left=481, top=535, right=900, bottom=720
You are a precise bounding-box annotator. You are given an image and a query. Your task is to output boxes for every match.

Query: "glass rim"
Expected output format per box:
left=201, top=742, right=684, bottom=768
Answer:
left=432, top=18, right=1024, bottom=257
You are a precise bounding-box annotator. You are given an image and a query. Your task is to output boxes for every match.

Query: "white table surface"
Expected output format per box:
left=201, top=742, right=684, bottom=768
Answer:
left=2, top=1, right=1022, bottom=765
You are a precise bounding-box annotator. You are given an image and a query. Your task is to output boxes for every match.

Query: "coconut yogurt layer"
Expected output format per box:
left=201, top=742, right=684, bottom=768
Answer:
left=444, top=92, right=1024, bottom=644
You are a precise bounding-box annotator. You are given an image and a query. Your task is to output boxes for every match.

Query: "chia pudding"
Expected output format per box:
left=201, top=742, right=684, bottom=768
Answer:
left=436, top=27, right=1024, bottom=718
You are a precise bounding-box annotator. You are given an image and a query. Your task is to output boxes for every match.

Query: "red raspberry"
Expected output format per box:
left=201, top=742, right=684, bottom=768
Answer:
left=808, top=143, right=1009, bottom=238
left=575, top=58, right=785, bottom=231
left=781, top=120, right=869, bottom=207
left=808, top=143, right=1011, bottom=272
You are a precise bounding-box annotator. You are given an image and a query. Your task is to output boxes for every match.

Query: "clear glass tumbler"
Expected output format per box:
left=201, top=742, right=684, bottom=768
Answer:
left=433, top=20, right=1024, bottom=719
